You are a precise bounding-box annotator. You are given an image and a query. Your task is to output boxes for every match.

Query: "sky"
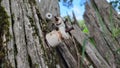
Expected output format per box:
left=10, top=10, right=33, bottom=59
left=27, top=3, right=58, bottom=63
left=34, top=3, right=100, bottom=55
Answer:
left=59, top=0, right=86, bottom=20
left=59, top=0, right=119, bottom=20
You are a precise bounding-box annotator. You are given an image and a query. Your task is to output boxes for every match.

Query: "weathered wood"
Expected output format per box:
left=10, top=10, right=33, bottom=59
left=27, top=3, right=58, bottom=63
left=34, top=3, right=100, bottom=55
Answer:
left=56, top=43, right=78, bottom=68
left=70, top=24, right=110, bottom=68
left=1, top=0, right=80, bottom=68
left=84, top=0, right=120, bottom=68
left=1, top=0, right=120, bottom=68
left=1, top=0, right=15, bottom=67
left=0, top=0, right=60, bottom=68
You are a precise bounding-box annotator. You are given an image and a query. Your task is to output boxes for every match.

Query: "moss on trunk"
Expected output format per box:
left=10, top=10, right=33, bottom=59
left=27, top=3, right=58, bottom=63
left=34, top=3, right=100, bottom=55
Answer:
left=0, top=0, right=11, bottom=67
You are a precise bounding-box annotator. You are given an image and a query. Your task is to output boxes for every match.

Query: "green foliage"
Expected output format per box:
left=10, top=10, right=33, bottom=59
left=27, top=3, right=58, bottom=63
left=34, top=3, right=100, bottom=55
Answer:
left=112, top=27, right=120, bottom=37
left=89, top=37, right=96, bottom=47
left=82, top=27, right=89, bottom=34
left=78, top=20, right=89, bottom=34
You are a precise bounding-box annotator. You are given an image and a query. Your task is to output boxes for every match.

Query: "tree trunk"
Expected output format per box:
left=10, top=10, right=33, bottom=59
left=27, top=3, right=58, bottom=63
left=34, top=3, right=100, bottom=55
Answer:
left=0, top=0, right=60, bottom=68
left=0, top=0, right=79, bottom=68
left=1, top=0, right=120, bottom=68
left=84, top=0, right=120, bottom=68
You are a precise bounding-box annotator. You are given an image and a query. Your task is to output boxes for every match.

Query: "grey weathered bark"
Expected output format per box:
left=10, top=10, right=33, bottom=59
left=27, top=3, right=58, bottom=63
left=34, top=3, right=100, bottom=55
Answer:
left=0, top=0, right=60, bottom=68
left=1, top=0, right=120, bottom=68
left=0, top=0, right=78, bottom=68
left=84, top=0, right=120, bottom=68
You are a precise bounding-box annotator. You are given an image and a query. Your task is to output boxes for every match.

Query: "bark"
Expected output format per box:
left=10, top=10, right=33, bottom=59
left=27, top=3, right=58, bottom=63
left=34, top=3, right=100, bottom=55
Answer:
left=84, top=0, right=120, bottom=68
left=1, top=0, right=120, bottom=68
left=70, top=24, right=111, bottom=68
left=0, top=0, right=78, bottom=68
left=0, top=0, right=60, bottom=68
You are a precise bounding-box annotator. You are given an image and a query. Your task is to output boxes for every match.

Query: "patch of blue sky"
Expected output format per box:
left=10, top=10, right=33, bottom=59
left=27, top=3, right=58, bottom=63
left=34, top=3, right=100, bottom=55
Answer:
left=59, top=0, right=86, bottom=20
left=59, top=0, right=119, bottom=20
